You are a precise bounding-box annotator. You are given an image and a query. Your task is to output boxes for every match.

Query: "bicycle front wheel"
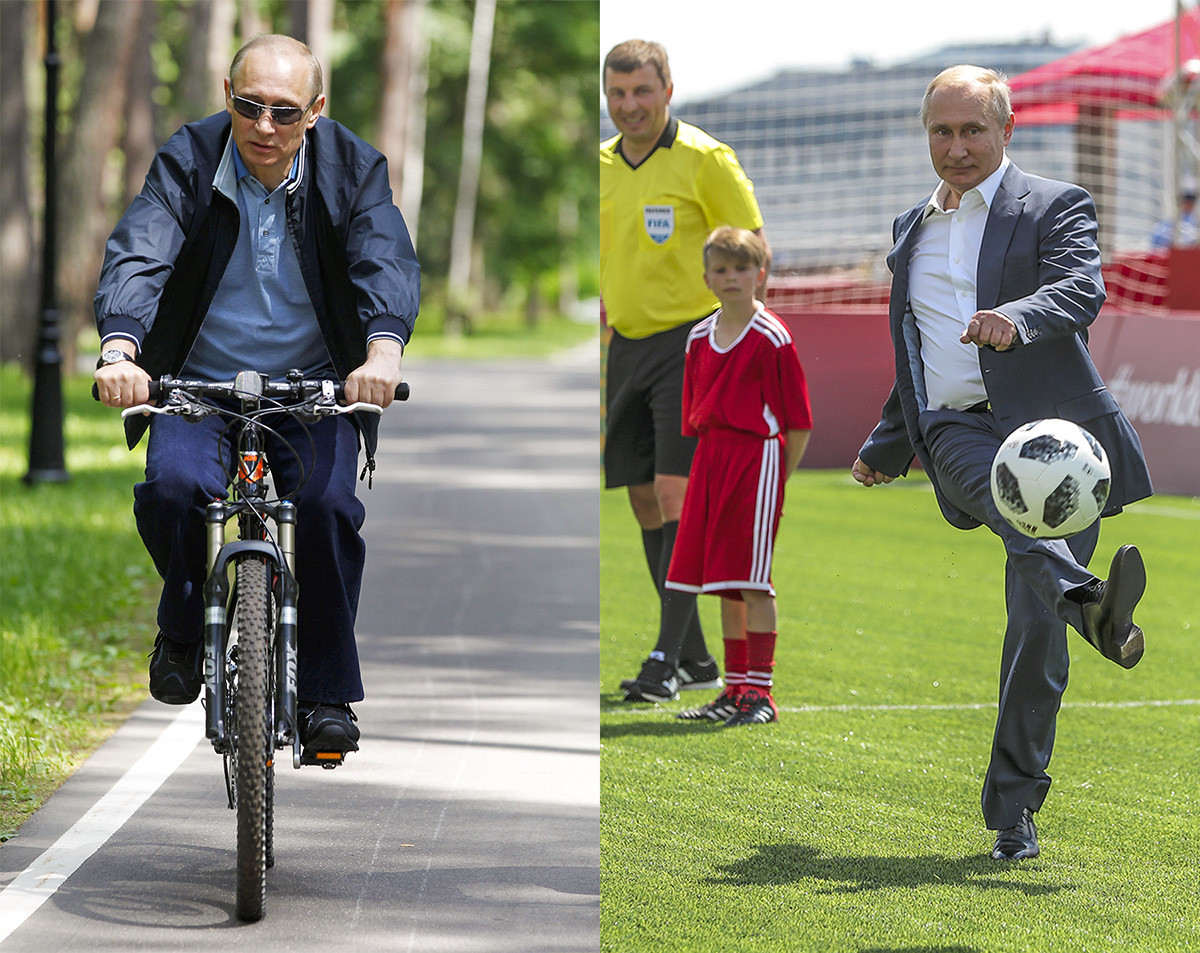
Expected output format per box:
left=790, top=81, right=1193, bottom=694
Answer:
left=232, top=556, right=272, bottom=922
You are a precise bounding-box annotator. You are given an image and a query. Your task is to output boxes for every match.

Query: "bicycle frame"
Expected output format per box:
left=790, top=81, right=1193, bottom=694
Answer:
left=200, top=378, right=304, bottom=769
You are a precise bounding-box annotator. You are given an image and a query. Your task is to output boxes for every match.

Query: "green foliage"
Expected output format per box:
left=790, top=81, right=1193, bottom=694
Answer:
left=30, top=0, right=598, bottom=337
left=414, top=0, right=600, bottom=306
left=601, top=475, right=1200, bottom=952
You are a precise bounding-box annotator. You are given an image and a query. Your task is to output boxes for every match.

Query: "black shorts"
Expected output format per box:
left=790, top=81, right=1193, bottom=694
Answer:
left=604, top=320, right=703, bottom=489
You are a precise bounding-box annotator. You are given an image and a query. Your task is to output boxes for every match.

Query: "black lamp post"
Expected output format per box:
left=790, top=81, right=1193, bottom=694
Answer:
left=24, top=0, right=69, bottom=486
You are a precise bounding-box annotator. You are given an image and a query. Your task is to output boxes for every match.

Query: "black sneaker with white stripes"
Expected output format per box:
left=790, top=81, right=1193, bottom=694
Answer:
left=622, top=657, right=679, bottom=702
left=676, top=689, right=741, bottom=722
left=676, top=656, right=723, bottom=691
left=723, top=688, right=778, bottom=726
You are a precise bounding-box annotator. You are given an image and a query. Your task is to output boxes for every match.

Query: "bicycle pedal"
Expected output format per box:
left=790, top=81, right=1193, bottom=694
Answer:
left=300, top=749, right=346, bottom=768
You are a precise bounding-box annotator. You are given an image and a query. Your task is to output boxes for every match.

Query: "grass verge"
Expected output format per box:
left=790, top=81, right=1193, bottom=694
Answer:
left=601, top=472, right=1200, bottom=952
left=0, top=365, right=156, bottom=840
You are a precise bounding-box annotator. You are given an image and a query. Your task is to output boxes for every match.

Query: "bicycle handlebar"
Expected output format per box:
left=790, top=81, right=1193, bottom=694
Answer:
left=92, top=374, right=409, bottom=406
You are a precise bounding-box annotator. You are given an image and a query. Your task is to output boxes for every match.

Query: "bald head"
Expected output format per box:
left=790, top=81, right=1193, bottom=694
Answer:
left=230, top=34, right=323, bottom=101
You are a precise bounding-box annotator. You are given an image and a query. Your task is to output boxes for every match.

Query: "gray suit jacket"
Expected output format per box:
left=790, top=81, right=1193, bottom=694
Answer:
left=860, top=161, right=1153, bottom=530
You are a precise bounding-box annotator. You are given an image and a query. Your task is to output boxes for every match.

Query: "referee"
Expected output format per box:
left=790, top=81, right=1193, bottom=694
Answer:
left=601, top=39, right=771, bottom=701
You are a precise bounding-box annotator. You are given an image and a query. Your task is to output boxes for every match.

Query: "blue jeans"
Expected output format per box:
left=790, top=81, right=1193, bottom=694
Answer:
left=134, top=411, right=367, bottom=703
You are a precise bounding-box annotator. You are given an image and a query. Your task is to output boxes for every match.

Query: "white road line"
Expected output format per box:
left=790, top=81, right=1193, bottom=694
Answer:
left=602, top=698, right=1200, bottom=716
left=0, top=705, right=204, bottom=945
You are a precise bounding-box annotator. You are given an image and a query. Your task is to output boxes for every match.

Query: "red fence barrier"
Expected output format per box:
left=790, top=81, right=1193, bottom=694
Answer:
left=772, top=299, right=1200, bottom=497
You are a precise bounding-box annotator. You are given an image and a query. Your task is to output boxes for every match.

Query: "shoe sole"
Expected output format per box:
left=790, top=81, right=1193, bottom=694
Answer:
left=623, top=688, right=679, bottom=702
left=678, top=677, right=723, bottom=691
left=148, top=675, right=201, bottom=706
left=301, top=728, right=360, bottom=756
left=1099, top=545, right=1146, bottom=668
left=991, top=845, right=1039, bottom=860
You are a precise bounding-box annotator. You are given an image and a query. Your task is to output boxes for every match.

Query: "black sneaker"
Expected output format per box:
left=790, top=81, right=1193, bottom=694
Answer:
left=148, top=632, right=203, bottom=705
left=677, top=656, right=723, bottom=691
left=622, top=657, right=679, bottom=702
left=298, top=701, right=360, bottom=765
left=677, top=688, right=741, bottom=722
left=723, top=688, right=778, bottom=726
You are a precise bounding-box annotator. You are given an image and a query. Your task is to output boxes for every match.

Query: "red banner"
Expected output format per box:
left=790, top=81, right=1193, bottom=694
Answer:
left=774, top=305, right=1200, bottom=497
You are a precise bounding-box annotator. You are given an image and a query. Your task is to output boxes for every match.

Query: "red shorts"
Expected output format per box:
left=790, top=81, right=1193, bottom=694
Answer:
left=666, top=430, right=785, bottom=597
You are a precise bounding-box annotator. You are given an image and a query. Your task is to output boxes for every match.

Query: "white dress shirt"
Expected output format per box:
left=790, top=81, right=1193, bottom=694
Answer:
left=909, top=156, right=1010, bottom=411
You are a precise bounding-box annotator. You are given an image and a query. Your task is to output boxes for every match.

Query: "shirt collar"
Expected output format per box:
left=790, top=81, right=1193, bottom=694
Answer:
left=923, top=155, right=1010, bottom=218
left=616, top=116, right=679, bottom=167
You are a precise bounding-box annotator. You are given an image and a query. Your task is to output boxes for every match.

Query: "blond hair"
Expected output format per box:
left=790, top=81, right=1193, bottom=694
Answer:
left=703, top=226, right=766, bottom=270
left=920, top=64, right=1011, bottom=128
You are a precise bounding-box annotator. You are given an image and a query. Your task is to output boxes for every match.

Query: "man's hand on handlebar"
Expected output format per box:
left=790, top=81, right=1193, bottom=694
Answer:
left=344, top=338, right=404, bottom=410
left=94, top=348, right=153, bottom=409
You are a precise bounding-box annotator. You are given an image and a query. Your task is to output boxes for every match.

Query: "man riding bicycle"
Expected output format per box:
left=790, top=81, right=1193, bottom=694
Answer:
left=92, top=34, right=419, bottom=761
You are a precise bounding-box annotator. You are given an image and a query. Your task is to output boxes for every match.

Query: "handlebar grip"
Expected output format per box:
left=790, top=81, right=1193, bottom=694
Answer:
left=395, top=381, right=410, bottom=401
left=93, top=379, right=165, bottom=401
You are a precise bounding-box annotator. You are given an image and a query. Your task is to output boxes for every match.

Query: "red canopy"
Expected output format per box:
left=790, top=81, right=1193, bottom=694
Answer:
left=1011, top=7, right=1200, bottom=119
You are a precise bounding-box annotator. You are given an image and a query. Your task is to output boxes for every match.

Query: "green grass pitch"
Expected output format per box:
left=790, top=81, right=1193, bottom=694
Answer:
left=600, top=469, right=1199, bottom=952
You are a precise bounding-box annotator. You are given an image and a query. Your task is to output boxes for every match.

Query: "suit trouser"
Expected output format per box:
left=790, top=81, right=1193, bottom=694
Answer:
left=919, top=409, right=1100, bottom=830
left=134, top=410, right=367, bottom=703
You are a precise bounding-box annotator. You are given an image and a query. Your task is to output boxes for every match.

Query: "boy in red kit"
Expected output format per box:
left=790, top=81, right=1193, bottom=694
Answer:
left=667, top=227, right=813, bottom=726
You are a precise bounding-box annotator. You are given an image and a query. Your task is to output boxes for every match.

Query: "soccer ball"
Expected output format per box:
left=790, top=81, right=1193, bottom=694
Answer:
left=990, top=418, right=1111, bottom=539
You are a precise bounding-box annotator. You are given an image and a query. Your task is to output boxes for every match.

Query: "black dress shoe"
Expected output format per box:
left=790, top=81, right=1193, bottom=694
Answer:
left=1080, top=545, right=1146, bottom=669
left=992, top=807, right=1039, bottom=860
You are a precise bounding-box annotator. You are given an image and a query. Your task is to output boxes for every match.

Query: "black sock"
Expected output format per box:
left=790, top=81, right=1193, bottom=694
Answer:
left=641, top=526, right=665, bottom=595
left=650, top=521, right=707, bottom=666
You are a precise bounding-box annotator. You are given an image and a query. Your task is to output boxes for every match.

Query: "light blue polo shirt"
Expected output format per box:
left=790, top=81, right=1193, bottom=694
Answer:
left=182, top=136, right=334, bottom=382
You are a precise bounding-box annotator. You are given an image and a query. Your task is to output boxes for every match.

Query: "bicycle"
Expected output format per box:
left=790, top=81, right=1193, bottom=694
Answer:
left=102, top=368, right=407, bottom=922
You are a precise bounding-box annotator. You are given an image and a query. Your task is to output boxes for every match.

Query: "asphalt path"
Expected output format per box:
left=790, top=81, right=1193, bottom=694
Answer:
left=0, top=347, right=601, bottom=952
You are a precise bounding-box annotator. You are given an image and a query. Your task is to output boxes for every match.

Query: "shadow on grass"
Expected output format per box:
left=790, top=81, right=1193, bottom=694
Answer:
left=707, top=842, right=1070, bottom=898
left=857, top=947, right=983, bottom=953
left=600, top=697, right=721, bottom=736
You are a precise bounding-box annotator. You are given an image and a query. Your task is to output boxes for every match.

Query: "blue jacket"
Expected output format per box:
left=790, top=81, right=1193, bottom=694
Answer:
left=860, top=162, right=1153, bottom=529
left=94, top=111, right=420, bottom=455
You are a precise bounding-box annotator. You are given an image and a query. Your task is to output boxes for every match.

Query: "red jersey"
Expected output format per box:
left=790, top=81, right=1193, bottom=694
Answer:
left=682, top=307, right=813, bottom=438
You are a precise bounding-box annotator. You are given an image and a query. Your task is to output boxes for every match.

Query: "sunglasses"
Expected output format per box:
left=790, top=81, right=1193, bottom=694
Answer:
left=230, top=93, right=318, bottom=126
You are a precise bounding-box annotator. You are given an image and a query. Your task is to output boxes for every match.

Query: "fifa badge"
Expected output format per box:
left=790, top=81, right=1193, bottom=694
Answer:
left=643, top=205, right=674, bottom=245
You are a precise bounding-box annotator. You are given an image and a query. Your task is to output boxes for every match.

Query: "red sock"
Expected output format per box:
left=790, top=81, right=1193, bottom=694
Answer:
left=723, top=638, right=748, bottom=694
left=746, top=630, right=777, bottom=693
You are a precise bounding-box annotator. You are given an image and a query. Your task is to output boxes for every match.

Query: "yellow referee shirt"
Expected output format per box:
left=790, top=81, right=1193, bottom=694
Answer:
left=600, top=117, right=764, bottom=339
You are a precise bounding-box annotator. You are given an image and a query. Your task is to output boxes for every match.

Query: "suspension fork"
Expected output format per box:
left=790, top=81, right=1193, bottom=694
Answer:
left=273, top=501, right=300, bottom=764
left=204, top=500, right=230, bottom=747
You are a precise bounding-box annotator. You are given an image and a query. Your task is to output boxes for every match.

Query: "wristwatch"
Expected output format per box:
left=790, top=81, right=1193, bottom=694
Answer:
left=96, top=348, right=134, bottom=369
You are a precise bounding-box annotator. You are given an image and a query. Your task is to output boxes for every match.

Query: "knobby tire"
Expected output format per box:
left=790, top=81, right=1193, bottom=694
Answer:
left=233, top=556, right=273, bottom=922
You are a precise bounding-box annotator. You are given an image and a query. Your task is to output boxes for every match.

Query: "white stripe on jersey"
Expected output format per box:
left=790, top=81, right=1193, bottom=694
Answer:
left=692, top=306, right=793, bottom=353
left=685, top=314, right=716, bottom=354
left=750, top=436, right=781, bottom=586
left=748, top=308, right=793, bottom=348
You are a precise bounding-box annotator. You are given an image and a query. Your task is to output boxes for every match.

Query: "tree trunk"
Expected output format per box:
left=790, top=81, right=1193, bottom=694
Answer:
left=121, top=2, right=159, bottom=209
left=0, top=0, right=34, bottom=365
left=290, top=0, right=334, bottom=103
left=238, top=0, right=267, bottom=44
left=378, top=0, right=429, bottom=246
left=176, top=0, right=233, bottom=128
left=58, top=0, right=140, bottom=372
left=446, top=0, right=496, bottom=334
